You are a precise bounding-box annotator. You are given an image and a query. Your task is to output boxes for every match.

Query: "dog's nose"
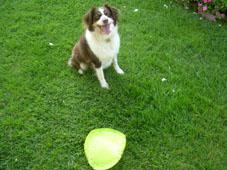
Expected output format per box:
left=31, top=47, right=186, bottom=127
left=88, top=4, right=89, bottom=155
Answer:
left=103, top=19, right=108, bottom=24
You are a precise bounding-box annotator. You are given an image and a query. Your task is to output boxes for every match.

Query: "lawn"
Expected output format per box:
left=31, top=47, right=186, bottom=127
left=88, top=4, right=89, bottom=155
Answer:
left=0, top=0, right=226, bottom=169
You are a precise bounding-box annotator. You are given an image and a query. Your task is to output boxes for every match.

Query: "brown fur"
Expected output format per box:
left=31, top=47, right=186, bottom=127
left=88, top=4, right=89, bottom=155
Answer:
left=71, top=34, right=101, bottom=69
left=83, top=7, right=97, bottom=31
left=104, top=4, right=119, bottom=25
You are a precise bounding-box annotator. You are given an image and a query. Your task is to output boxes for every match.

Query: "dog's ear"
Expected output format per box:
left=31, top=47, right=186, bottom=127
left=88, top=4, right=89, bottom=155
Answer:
left=84, top=7, right=96, bottom=31
left=104, top=4, right=119, bottom=25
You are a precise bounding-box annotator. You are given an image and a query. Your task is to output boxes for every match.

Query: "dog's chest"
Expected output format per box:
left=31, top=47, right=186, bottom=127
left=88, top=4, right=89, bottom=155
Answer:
left=93, top=40, right=116, bottom=68
left=86, top=32, right=120, bottom=69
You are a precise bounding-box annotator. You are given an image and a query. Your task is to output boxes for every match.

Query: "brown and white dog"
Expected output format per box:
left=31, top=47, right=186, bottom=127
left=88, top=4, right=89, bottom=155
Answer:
left=68, top=4, right=124, bottom=89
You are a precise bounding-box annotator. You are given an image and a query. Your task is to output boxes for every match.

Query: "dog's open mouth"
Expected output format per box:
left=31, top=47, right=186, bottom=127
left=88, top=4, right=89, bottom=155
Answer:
left=99, top=24, right=111, bottom=35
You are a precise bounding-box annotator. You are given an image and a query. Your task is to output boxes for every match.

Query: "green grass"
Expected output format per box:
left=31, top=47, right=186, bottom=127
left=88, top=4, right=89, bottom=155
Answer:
left=0, top=0, right=226, bottom=169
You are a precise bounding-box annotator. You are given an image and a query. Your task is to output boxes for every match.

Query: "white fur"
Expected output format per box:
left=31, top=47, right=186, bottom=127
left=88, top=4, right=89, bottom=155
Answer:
left=68, top=57, right=72, bottom=66
left=80, top=63, right=88, bottom=70
left=85, top=25, right=120, bottom=69
left=95, top=67, right=109, bottom=89
left=96, top=8, right=113, bottom=27
left=78, top=69, right=84, bottom=74
left=113, top=56, right=124, bottom=74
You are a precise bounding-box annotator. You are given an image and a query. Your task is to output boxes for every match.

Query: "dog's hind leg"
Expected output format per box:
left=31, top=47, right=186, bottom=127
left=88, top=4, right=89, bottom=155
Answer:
left=68, top=47, right=86, bottom=75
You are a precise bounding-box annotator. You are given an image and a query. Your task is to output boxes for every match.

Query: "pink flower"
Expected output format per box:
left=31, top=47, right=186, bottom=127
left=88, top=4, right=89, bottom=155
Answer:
left=220, top=13, right=225, bottom=18
left=203, top=0, right=208, bottom=3
left=198, top=2, right=202, bottom=7
left=203, top=5, right=208, bottom=11
left=207, top=0, right=212, bottom=2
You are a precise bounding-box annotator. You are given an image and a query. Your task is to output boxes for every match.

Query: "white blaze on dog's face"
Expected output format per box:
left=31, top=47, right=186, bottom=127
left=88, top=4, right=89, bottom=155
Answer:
left=84, top=5, right=118, bottom=36
left=95, top=8, right=114, bottom=35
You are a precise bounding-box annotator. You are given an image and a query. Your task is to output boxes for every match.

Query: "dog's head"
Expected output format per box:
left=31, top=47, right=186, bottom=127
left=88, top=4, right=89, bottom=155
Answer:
left=84, top=4, right=119, bottom=35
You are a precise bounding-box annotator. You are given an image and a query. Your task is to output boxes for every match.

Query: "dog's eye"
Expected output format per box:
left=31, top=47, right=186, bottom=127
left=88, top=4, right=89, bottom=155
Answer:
left=104, top=10, right=110, bottom=16
left=95, top=13, right=101, bottom=20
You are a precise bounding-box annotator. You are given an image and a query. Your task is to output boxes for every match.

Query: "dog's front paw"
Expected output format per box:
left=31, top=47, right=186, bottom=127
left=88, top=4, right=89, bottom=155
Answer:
left=116, top=68, right=124, bottom=75
left=101, top=82, right=109, bottom=89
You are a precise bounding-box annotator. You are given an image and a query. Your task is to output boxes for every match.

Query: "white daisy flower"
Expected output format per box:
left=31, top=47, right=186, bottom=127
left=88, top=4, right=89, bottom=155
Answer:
left=161, top=78, right=167, bottom=82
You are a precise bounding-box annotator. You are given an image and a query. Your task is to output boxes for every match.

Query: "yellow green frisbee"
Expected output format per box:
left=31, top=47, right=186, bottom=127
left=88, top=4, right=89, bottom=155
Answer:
left=84, top=128, right=126, bottom=170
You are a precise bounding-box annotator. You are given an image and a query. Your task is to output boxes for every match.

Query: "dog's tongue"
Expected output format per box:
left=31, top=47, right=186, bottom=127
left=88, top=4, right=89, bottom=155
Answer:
left=102, top=24, right=111, bottom=34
